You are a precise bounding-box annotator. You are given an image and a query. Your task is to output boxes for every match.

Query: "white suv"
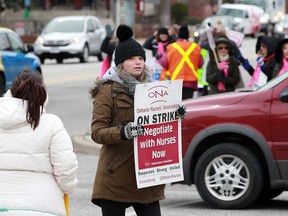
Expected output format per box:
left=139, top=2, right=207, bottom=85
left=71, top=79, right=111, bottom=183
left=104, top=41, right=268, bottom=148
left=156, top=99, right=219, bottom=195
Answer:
left=34, top=16, right=106, bottom=64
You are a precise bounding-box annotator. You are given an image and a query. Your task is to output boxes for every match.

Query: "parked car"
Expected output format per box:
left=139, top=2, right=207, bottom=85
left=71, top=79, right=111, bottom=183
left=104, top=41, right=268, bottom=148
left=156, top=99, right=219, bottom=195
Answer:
left=181, top=72, right=288, bottom=209
left=34, top=15, right=106, bottom=64
left=0, top=27, right=42, bottom=96
left=274, top=15, right=288, bottom=38
left=193, top=15, right=235, bottom=43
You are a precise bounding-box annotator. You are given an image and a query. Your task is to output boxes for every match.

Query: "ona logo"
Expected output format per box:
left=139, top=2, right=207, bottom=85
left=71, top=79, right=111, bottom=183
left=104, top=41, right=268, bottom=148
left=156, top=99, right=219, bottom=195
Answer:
left=147, top=85, right=168, bottom=104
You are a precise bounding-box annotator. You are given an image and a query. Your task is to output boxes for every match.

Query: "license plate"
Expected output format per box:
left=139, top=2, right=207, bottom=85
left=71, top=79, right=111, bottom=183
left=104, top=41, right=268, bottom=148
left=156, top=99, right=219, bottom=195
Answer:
left=50, top=47, right=60, bottom=53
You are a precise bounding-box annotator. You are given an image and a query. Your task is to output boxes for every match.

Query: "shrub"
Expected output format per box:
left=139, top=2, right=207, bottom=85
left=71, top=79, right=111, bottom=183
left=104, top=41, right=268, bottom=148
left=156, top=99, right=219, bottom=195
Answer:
left=171, top=3, right=188, bottom=24
left=180, top=16, right=202, bottom=26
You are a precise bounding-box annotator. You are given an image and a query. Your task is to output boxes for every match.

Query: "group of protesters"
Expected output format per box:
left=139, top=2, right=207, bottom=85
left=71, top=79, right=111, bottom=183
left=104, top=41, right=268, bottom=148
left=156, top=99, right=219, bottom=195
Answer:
left=3, top=20, right=288, bottom=216
left=141, top=22, right=288, bottom=97
left=101, top=22, right=288, bottom=100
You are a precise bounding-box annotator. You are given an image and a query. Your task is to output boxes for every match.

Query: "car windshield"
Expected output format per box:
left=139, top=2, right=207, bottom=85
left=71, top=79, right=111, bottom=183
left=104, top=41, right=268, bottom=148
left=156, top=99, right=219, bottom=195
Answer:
left=43, top=19, right=84, bottom=33
left=202, top=17, right=231, bottom=28
left=217, top=8, right=244, bottom=18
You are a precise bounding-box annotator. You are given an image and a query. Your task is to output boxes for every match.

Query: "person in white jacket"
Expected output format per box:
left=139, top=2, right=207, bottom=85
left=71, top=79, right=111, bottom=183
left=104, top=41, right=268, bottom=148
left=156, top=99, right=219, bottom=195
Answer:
left=0, top=70, right=78, bottom=216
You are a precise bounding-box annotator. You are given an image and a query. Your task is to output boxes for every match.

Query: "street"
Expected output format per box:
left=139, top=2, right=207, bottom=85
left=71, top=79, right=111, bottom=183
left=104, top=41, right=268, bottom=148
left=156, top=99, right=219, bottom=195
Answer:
left=42, top=37, right=288, bottom=215
left=71, top=153, right=288, bottom=216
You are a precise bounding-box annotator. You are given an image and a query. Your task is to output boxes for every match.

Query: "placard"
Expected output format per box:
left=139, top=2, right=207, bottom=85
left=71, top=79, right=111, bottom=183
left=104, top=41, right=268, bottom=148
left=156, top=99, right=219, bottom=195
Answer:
left=134, top=80, right=184, bottom=188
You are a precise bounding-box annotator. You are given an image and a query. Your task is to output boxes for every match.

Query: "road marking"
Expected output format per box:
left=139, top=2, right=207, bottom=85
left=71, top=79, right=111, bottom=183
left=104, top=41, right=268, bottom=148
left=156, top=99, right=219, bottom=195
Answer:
left=44, top=74, right=97, bottom=85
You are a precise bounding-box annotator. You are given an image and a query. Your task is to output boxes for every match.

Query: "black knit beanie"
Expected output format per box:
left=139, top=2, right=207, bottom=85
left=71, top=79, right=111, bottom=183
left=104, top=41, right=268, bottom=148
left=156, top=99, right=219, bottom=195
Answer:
left=178, top=25, right=189, bottom=39
left=158, top=27, right=169, bottom=35
left=114, top=25, right=146, bottom=66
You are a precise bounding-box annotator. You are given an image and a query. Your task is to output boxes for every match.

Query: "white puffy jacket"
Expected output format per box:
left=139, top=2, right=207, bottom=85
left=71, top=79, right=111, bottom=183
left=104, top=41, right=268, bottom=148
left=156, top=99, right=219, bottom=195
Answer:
left=0, top=95, right=78, bottom=216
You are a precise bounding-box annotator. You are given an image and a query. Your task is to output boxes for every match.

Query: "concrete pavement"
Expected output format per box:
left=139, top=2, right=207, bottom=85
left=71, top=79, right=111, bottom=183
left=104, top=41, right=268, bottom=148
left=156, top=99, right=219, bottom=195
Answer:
left=72, top=131, right=101, bottom=155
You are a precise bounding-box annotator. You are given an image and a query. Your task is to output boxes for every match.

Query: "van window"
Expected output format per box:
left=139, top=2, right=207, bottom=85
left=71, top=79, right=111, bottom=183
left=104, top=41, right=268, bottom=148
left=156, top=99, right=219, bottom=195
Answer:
left=217, top=8, right=245, bottom=18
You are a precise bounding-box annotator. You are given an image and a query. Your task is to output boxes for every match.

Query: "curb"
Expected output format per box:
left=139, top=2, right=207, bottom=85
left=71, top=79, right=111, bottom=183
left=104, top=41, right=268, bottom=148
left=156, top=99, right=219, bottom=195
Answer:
left=72, top=132, right=101, bottom=155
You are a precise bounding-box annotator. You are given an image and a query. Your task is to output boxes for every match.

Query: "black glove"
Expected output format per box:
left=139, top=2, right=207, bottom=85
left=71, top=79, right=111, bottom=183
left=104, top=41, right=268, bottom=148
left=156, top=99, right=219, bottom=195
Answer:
left=216, top=69, right=227, bottom=83
left=121, top=122, right=144, bottom=140
left=216, top=69, right=224, bottom=80
left=177, top=105, right=187, bottom=120
left=105, top=24, right=113, bottom=38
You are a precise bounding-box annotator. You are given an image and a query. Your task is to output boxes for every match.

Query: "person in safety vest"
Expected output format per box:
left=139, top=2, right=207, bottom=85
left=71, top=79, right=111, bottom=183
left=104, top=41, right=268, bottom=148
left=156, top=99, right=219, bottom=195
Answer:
left=161, top=25, right=203, bottom=100
left=197, top=48, right=209, bottom=96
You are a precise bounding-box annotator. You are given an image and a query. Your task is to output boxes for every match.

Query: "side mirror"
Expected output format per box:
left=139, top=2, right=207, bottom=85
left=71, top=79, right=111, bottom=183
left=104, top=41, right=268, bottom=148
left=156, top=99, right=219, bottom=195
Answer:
left=26, top=44, right=34, bottom=52
left=279, top=87, right=288, bottom=102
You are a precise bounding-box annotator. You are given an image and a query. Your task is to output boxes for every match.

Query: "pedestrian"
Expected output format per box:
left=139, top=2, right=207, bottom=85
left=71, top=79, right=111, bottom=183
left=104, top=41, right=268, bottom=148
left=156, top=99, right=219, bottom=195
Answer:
left=161, top=25, right=203, bottom=100
left=143, top=26, right=176, bottom=69
left=200, top=24, right=255, bottom=78
left=89, top=24, right=185, bottom=216
left=197, top=47, right=210, bottom=96
left=272, top=38, right=288, bottom=78
left=143, top=26, right=176, bottom=57
left=0, top=70, right=78, bottom=216
left=100, top=24, right=117, bottom=78
left=206, top=35, right=240, bottom=95
left=248, top=35, right=280, bottom=88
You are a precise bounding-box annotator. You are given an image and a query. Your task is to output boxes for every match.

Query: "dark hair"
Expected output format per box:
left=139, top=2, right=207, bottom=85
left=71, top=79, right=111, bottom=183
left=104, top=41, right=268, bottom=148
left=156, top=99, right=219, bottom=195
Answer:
left=10, top=70, right=46, bottom=130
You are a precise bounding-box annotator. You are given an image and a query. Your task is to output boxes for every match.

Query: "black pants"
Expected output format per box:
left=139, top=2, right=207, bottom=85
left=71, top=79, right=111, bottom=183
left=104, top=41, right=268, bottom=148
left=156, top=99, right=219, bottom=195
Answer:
left=100, top=199, right=161, bottom=216
left=197, top=86, right=209, bottom=97
left=182, top=87, right=195, bottom=100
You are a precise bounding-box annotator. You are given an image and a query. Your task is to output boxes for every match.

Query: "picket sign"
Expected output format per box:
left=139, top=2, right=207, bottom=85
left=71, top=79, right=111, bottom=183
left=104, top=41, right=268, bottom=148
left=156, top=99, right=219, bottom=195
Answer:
left=207, top=29, right=219, bottom=66
left=146, top=57, right=163, bottom=81
left=227, top=30, right=245, bottom=47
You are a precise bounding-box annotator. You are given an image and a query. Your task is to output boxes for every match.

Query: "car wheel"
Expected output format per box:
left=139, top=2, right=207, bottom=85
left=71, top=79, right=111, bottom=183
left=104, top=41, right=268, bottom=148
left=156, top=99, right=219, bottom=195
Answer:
left=97, top=53, right=103, bottom=62
left=56, top=58, right=63, bottom=64
left=40, top=57, right=45, bottom=64
left=194, top=143, right=263, bottom=209
left=0, top=74, right=5, bottom=97
left=79, top=45, right=89, bottom=63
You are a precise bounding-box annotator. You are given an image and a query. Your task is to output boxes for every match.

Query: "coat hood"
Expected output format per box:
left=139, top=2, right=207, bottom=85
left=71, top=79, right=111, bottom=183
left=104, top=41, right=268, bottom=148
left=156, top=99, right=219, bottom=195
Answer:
left=274, top=38, right=288, bottom=63
left=255, top=36, right=281, bottom=57
left=103, top=66, right=123, bottom=83
left=90, top=66, right=123, bottom=99
left=0, top=96, right=29, bottom=130
left=0, top=91, right=47, bottom=130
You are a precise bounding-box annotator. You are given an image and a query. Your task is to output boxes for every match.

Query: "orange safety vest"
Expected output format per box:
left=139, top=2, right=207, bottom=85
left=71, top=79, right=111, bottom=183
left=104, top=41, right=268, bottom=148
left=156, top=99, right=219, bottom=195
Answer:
left=160, top=41, right=201, bottom=81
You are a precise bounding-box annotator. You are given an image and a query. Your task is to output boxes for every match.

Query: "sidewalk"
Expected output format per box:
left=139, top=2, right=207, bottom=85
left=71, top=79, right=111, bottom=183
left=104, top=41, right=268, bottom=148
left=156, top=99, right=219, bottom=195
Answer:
left=72, top=131, right=101, bottom=155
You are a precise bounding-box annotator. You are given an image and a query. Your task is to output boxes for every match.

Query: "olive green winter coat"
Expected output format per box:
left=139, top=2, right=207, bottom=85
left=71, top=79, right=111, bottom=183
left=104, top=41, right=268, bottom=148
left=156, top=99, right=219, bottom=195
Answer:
left=90, top=80, right=165, bottom=206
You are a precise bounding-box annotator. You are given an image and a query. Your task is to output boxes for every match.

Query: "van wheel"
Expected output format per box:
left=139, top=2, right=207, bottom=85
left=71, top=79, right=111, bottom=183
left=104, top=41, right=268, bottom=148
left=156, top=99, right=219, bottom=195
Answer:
left=56, top=58, right=63, bottom=63
left=195, top=143, right=263, bottom=209
left=0, top=74, right=5, bottom=97
left=80, top=45, right=89, bottom=63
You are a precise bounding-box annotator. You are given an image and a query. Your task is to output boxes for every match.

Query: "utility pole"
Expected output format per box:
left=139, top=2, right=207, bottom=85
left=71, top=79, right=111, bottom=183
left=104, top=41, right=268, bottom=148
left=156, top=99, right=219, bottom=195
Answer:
left=159, top=0, right=171, bottom=27
left=116, top=0, right=135, bottom=28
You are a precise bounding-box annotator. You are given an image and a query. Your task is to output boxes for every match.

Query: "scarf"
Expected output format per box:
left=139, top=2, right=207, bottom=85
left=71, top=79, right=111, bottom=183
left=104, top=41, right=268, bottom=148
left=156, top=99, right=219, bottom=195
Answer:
left=278, top=57, right=288, bottom=76
left=157, top=42, right=168, bottom=68
left=248, top=63, right=261, bottom=88
left=217, top=61, right=229, bottom=91
left=248, top=55, right=273, bottom=88
left=118, top=70, right=152, bottom=97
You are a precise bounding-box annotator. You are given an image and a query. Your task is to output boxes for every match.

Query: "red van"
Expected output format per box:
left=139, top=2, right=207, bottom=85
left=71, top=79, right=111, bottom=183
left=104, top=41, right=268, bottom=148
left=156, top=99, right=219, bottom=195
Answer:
left=181, top=72, right=288, bottom=209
